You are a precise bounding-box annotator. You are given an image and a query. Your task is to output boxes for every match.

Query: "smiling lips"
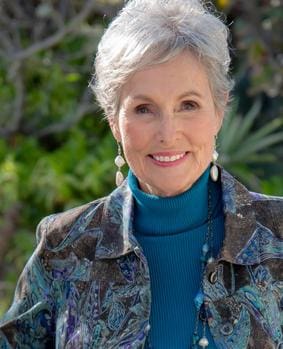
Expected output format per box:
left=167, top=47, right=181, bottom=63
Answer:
left=149, top=152, right=188, bottom=167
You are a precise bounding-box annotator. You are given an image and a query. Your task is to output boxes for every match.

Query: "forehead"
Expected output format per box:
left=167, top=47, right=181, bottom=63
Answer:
left=120, top=51, right=212, bottom=102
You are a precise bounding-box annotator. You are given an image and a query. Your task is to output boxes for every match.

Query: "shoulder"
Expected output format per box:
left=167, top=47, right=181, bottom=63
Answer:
left=36, top=196, right=107, bottom=251
left=34, top=179, right=133, bottom=261
left=249, top=191, right=283, bottom=238
left=220, top=167, right=283, bottom=238
left=249, top=190, right=283, bottom=215
left=249, top=190, right=283, bottom=203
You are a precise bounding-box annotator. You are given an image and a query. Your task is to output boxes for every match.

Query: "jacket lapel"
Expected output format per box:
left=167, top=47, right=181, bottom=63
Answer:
left=95, top=180, right=137, bottom=259
left=94, top=167, right=279, bottom=265
left=218, top=168, right=258, bottom=264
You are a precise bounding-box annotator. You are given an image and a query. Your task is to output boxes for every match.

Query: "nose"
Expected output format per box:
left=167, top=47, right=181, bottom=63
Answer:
left=158, top=113, right=180, bottom=145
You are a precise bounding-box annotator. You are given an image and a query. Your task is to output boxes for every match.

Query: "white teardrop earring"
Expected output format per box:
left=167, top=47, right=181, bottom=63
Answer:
left=210, top=138, right=219, bottom=182
left=115, top=142, right=126, bottom=186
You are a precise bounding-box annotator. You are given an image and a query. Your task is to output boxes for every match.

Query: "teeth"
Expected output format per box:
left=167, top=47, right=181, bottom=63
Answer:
left=152, top=153, right=185, bottom=162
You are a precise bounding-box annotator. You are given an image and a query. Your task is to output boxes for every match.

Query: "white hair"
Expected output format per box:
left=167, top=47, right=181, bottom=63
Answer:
left=91, top=0, right=234, bottom=119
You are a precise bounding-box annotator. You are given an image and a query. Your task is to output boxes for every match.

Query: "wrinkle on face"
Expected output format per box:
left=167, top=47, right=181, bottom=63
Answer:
left=110, top=51, right=226, bottom=197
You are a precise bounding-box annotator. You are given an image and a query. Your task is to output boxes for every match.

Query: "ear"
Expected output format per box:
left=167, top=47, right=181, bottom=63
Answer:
left=215, top=110, right=224, bottom=135
left=109, top=117, right=121, bottom=142
left=215, top=92, right=229, bottom=134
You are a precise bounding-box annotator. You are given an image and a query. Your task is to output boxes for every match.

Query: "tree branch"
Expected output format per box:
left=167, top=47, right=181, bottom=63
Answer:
left=0, top=31, right=14, bottom=53
left=0, top=61, right=24, bottom=137
left=240, top=0, right=275, bottom=60
left=8, top=63, right=25, bottom=133
left=8, top=0, right=97, bottom=62
left=35, top=88, right=98, bottom=138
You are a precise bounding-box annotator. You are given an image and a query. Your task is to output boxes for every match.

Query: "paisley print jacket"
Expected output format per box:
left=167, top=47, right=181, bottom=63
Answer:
left=0, top=168, right=283, bottom=349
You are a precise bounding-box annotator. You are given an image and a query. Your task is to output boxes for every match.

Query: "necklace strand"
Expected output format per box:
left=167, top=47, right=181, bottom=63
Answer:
left=191, top=186, right=213, bottom=349
left=145, top=183, right=214, bottom=349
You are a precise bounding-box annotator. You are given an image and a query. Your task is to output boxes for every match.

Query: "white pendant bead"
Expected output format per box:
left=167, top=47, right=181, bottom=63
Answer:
left=210, top=164, right=219, bottom=182
left=212, top=150, right=219, bottom=162
left=115, top=155, right=125, bottom=168
left=116, top=171, right=124, bottom=186
left=199, top=337, right=209, bottom=348
left=207, top=257, right=215, bottom=264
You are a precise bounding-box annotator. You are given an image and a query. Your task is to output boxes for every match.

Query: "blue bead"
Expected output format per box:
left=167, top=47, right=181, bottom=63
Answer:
left=192, top=334, right=199, bottom=344
left=194, top=290, right=204, bottom=310
left=202, top=243, right=209, bottom=254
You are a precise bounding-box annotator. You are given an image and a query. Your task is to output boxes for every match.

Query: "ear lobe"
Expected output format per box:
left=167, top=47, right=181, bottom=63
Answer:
left=109, top=117, right=121, bottom=142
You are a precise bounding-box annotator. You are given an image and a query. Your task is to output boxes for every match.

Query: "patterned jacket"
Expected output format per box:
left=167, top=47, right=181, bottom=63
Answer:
left=0, top=168, right=283, bottom=349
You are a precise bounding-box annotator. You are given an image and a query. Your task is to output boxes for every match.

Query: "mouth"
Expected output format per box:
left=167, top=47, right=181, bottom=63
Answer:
left=148, top=151, right=189, bottom=166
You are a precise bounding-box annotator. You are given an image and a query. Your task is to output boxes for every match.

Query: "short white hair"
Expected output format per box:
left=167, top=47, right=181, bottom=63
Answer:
left=91, top=0, right=234, bottom=119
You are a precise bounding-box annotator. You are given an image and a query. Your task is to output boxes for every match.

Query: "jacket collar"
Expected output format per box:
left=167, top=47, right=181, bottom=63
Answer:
left=218, top=168, right=257, bottom=263
left=94, top=167, right=258, bottom=264
left=95, top=180, right=136, bottom=259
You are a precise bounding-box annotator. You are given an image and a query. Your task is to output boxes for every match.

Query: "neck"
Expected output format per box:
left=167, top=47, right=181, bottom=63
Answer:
left=128, top=167, right=221, bottom=236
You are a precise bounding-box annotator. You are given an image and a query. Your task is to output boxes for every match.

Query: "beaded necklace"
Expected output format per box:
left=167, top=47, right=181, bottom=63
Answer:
left=145, top=185, right=215, bottom=349
left=191, top=186, right=214, bottom=348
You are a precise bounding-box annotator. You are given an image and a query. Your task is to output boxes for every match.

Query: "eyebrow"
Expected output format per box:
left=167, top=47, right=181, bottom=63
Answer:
left=132, top=90, right=203, bottom=101
left=178, top=91, right=203, bottom=99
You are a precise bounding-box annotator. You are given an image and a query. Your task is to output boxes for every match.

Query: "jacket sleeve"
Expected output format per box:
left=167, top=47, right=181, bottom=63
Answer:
left=0, top=218, right=55, bottom=349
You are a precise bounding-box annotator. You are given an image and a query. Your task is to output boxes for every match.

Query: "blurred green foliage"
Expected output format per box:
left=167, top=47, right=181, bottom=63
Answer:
left=0, top=0, right=282, bottom=316
left=218, top=99, right=283, bottom=189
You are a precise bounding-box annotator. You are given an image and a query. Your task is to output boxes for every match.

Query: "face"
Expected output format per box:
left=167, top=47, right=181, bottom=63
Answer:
left=110, top=51, right=225, bottom=197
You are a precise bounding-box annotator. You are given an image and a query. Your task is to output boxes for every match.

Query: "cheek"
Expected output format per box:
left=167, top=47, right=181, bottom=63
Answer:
left=120, top=121, right=150, bottom=153
left=188, top=119, right=217, bottom=146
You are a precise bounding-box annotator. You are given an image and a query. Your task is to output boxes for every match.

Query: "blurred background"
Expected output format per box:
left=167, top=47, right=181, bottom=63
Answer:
left=0, top=0, right=282, bottom=316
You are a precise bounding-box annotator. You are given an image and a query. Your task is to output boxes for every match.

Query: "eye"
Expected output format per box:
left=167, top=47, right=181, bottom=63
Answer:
left=181, top=100, right=199, bottom=111
left=135, top=104, right=151, bottom=114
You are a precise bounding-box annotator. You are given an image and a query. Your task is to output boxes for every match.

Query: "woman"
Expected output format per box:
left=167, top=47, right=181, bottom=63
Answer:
left=1, top=0, right=282, bottom=348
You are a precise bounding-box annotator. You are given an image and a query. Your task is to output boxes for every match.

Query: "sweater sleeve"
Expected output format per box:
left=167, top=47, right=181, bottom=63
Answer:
left=0, top=218, right=55, bottom=349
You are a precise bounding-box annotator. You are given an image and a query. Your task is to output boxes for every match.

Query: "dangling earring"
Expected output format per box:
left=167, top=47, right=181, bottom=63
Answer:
left=210, top=138, right=219, bottom=182
left=115, top=142, right=126, bottom=186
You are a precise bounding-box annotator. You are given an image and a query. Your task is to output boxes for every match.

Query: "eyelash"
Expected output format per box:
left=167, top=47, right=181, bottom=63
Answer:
left=134, top=100, right=199, bottom=115
left=181, top=100, right=199, bottom=111
left=135, top=105, right=151, bottom=114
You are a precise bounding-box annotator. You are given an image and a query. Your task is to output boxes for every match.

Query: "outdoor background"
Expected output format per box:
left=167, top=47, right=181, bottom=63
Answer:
left=0, top=0, right=282, bottom=316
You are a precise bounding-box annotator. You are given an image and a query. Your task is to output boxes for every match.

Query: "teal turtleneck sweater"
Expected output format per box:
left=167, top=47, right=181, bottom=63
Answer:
left=128, top=167, right=224, bottom=349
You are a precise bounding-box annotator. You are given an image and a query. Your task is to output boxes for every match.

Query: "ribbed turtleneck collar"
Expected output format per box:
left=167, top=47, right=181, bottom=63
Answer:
left=128, top=167, right=220, bottom=236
